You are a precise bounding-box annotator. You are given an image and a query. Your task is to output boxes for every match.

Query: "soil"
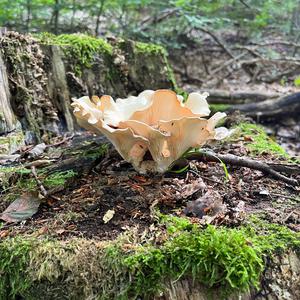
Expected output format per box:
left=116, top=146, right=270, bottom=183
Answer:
left=1, top=134, right=299, bottom=241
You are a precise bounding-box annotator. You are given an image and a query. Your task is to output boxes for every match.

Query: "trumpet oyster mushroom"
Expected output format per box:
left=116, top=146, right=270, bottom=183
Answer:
left=72, top=89, right=228, bottom=173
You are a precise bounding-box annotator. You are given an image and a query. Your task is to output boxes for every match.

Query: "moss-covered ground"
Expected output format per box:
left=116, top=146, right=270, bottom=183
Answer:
left=0, top=214, right=299, bottom=300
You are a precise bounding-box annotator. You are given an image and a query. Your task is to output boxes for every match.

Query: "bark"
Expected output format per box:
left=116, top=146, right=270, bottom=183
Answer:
left=203, top=89, right=280, bottom=104
left=230, top=92, right=300, bottom=120
left=45, top=45, right=75, bottom=132
left=0, top=52, right=17, bottom=134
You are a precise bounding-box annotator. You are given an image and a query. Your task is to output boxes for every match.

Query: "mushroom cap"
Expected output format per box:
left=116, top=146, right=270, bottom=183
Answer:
left=72, top=89, right=229, bottom=173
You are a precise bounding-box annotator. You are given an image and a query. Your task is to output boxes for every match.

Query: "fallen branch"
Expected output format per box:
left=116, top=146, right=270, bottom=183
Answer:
left=186, top=151, right=299, bottom=186
left=230, top=92, right=300, bottom=120
left=200, top=89, right=280, bottom=104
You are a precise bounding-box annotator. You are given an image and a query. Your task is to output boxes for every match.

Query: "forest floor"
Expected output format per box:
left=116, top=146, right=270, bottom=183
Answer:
left=1, top=122, right=299, bottom=241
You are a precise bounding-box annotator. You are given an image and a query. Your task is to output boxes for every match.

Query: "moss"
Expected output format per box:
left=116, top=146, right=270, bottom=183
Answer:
left=134, top=41, right=177, bottom=89
left=37, top=32, right=113, bottom=76
left=43, top=170, right=77, bottom=188
left=210, top=103, right=231, bottom=113
left=134, top=42, right=166, bottom=55
left=0, top=215, right=299, bottom=300
left=0, top=237, right=33, bottom=299
left=235, top=122, right=289, bottom=157
left=14, top=170, right=77, bottom=193
left=0, top=131, right=24, bottom=154
left=82, top=143, right=109, bottom=159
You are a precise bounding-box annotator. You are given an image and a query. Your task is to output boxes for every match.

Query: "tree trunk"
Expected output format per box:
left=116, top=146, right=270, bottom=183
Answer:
left=26, top=0, right=31, bottom=32
left=95, top=0, right=106, bottom=36
left=53, top=0, right=60, bottom=34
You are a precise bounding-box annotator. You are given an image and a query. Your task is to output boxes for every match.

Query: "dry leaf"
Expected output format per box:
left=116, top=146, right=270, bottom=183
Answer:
left=0, top=192, right=40, bottom=223
left=103, top=209, right=115, bottom=224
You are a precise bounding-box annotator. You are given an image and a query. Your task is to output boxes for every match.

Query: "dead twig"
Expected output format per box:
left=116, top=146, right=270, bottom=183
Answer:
left=186, top=150, right=299, bottom=186
left=46, top=133, right=74, bottom=148
left=31, top=166, right=48, bottom=197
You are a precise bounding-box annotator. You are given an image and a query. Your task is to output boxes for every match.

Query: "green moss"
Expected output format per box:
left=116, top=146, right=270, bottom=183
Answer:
left=0, top=131, right=24, bottom=154
left=43, top=170, right=77, bottom=188
left=235, top=122, right=289, bottom=157
left=134, top=41, right=166, bottom=55
left=210, top=103, right=231, bottom=113
left=1, top=215, right=299, bottom=300
left=82, top=143, right=109, bottom=159
left=0, top=237, right=33, bottom=299
left=134, top=41, right=177, bottom=89
left=14, top=170, right=77, bottom=192
left=37, top=32, right=113, bottom=76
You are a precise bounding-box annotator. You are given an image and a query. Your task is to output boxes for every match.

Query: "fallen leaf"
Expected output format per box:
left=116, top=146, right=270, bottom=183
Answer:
left=38, top=226, right=48, bottom=235
left=103, top=209, right=115, bottom=224
left=184, top=190, right=225, bottom=218
left=180, top=177, right=206, bottom=199
left=0, top=192, right=40, bottom=223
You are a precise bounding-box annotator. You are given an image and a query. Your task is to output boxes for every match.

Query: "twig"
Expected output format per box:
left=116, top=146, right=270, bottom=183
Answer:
left=30, top=166, right=48, bottom=197
left=207, top=51, right=249, bottom=79
left=46, top=134, right=74, bottom=148
left=186, top=151, right=299, bottom=186
left=197, top=27, right=235, bottom=59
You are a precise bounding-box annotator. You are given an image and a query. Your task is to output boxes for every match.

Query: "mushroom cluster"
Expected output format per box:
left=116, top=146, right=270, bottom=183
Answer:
left=72, top=89, right=228, bottom=173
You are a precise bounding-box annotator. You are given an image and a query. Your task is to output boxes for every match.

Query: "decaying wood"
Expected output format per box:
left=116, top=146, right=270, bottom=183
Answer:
left=230, top=92, right=300, bottom=119
left=0, top=52, right=17, bottom=134
left=187, top=150, right=299, bottom=186
left=202, top=89, right=280, bottom=104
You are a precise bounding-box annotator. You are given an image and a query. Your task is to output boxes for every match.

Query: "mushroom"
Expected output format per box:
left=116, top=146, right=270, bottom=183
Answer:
left=72, top=89, right=229, bottom=173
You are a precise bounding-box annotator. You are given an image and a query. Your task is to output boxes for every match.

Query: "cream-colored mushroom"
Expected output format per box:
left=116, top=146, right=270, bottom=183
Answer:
left=72, top=89, right=229, bottom=173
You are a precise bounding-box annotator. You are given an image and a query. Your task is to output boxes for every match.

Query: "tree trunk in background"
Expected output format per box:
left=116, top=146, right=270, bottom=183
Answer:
left=70, top=0, right=76, bottom=28
left=95, top=0, right=106, bottom=36
left=53, top=0, right=60, bottom=34
left=26, top=0, right=31, bottom=32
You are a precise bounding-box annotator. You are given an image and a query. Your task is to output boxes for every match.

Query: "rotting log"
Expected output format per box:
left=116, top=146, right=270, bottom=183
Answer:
left=201, top=89, right=281, bottom=104
left=230, top=92, right=300, bottom=120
